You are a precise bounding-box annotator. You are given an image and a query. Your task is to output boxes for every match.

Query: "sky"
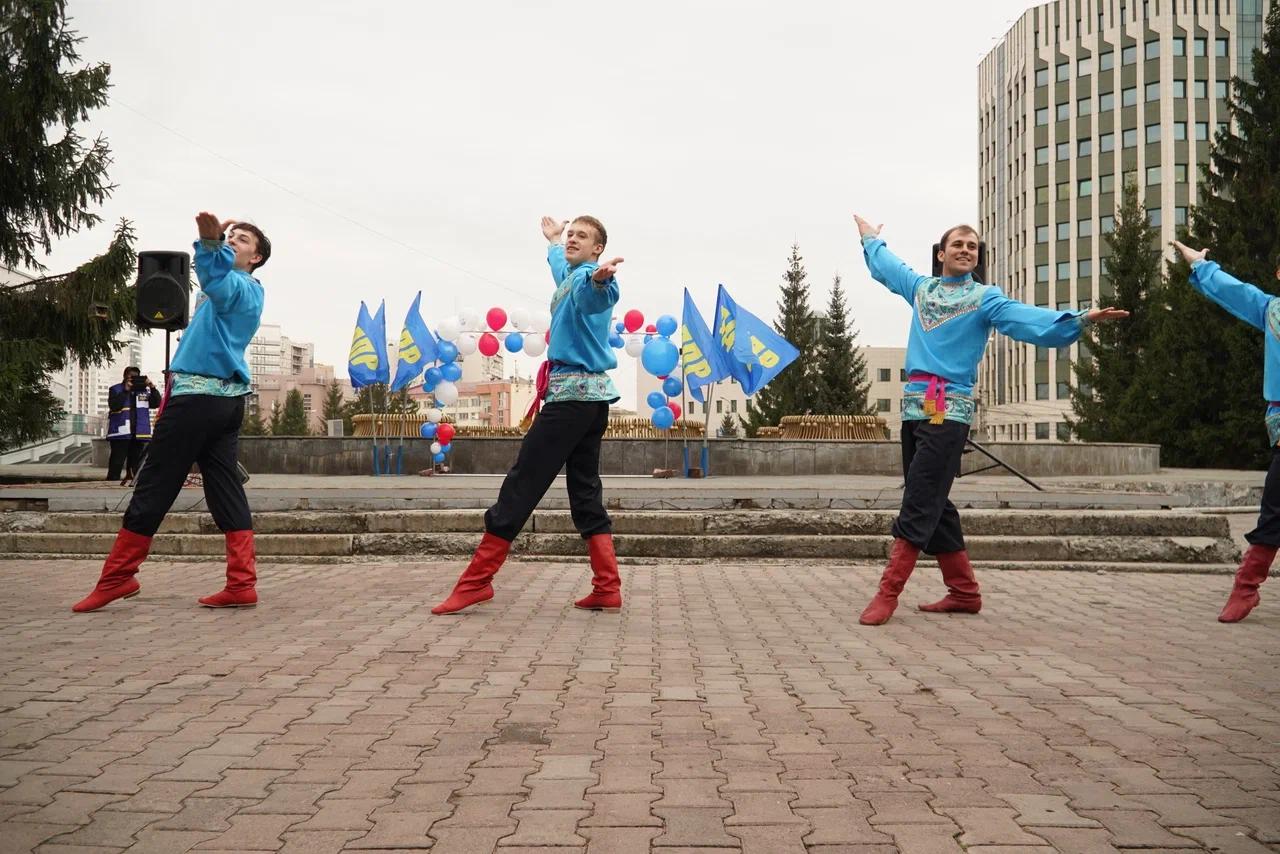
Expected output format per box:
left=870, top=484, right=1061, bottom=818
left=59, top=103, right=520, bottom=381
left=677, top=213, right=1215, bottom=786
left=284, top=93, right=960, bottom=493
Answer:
left=45, top=0, right=1038, bottom=408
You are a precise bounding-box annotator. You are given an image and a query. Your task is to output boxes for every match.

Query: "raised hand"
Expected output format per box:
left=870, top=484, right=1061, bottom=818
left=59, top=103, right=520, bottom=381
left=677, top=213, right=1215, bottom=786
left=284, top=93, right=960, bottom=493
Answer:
left=854, top=214, right=883, bottom=239
left=196, top=212, right=235, bottom=241
left=541, top=216, right=568, bottom=242
left=1171, top=239, right=1209, bottom=265
left=1086, top=307, right=1130, bottom=323
left=592, top=257, right=624, bottom=283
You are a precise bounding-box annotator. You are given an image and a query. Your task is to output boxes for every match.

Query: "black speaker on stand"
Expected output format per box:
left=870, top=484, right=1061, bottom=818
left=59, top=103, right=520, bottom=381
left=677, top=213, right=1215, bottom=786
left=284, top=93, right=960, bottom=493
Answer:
left=135, top=250, right=192, bottom=375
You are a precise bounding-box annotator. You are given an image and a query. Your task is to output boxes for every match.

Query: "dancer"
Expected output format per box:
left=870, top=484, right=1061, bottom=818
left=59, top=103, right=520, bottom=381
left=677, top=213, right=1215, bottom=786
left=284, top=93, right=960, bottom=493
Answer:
left=855, top=214, right=1128, bottom=625
left=72, top=213, right=269, bottom=612
left=1173, top=239, right=1280, bottom=623
left=433, top=215, right=623, bottom=615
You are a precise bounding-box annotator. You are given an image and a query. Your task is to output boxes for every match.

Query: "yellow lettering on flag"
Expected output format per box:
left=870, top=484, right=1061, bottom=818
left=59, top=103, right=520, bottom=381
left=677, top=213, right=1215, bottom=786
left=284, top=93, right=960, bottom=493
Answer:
left=349, top=328, right=378, bottom=370
left=398, top=328, right=421, bottom=364
left=749, top=335, right=780, bottom=368
left=681, top=325, right=712, bottom=379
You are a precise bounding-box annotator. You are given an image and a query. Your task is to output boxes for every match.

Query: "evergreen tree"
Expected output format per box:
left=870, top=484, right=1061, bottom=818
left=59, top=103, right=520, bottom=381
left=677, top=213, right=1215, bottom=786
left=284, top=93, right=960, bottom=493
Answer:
left=278, top=389, right=311, bottom=435
left=1144, top=4, right=1280, bottom=468
left=267, top=401, right=284, bottom=436
left=1069, top=180, right=1162, bottom=443
left=0, top=1, right=136, bottom=451
left=240, top=407, right=266, bottom=436
left=718, top=411, right=740, bottom=438
left=321, top=379, right=351, bottom=434
left=743, top=244, right=821, bottom=434
left=815, top=274, right=872, bottom=414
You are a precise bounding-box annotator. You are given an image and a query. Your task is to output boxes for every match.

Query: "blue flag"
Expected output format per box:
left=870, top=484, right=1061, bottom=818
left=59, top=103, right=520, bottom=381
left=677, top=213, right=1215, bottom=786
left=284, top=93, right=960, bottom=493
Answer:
left=713, top=284, right=800, bottom=396
left=681, top=288, right=729, bottom=403
left=372, top=299, right=390, bottom=385
left=390, top=291, right=438, bottom=392
left=348, top=300, right=389, bottom=388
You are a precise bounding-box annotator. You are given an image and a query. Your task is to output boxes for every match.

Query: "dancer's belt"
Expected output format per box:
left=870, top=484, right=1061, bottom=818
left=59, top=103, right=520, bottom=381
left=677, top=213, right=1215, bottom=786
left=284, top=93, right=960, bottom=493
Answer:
left=523, top=360, right=571, bottom=424
left=908, top=372, right=951, bottom=425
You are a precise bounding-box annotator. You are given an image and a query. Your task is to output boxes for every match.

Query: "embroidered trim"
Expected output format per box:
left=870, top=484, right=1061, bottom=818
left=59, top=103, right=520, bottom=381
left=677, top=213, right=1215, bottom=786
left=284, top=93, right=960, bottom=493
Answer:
left=1267, top=298, right=1280, bottom=342
left=914, top=279, right=985, bottom=332
left=171, top=372, right=251, bottom=398
left=1267, top=405, right=1280, bottom=447
left=545, top=370, right=619, bottom=404
left=901, top=391, right=976, bottom=425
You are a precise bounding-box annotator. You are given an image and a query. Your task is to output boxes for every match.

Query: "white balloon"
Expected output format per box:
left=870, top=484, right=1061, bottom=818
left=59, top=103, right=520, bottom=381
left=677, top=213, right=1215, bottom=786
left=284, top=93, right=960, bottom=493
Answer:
left=531, top=309, right=552, bottom=333
left=435, top=381, right=459, bottom=406
left=426, top=408, right=443, bottom=423
left=459, top=307, right=481, bottom=330
left=624, top=337, right=644, bottom=358
left=455, top=332, right=478, bottom=355
left=523, top=334, right=546, bottom=357
left=430, top=441, right=442, bottom=454
left=436, top=316, right=462, bottom=341
left=509, top=307, right=529, bottom=330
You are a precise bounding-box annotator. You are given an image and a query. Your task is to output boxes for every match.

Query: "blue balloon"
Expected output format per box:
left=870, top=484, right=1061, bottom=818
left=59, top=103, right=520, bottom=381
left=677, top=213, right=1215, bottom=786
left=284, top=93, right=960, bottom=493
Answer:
left=441, top=362, right=462, bottom=382
left=651, top=406, right=675, bottom=429
left=614, top=320, right=625, bottom=333
left=656, top=314, right=678, bottom=337
left=433, top=451, right=446, bottom=463
left=436, top=340, right=458, bottom=364
left=505, top=331, right=524, bottom=353
left=646, top=391, right=667, bottom=409
left=641, top=337, right=680, bottom=377
left=424, top=366, right=442, bottom=386
left=609, top=334, right=625, bottom=349
left=419, top=423, right=437, bottom=439
left=662, top=375, right=683, bottom=397
left=643, top=333, right=654, bottom=344
left=440, top=443, right=452, bottom=454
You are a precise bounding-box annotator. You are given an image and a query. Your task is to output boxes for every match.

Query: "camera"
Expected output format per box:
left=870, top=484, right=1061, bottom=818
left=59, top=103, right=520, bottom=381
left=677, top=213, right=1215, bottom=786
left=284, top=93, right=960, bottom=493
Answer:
left=129, top=374, right=149, bottom=391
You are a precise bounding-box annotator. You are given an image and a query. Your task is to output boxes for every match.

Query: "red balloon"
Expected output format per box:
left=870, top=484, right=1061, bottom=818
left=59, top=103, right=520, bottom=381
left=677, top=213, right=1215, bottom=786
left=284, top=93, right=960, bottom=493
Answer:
left=544, top=329, right=550, bottom=343
left=478, top=332, right=500, bottom=356
left=486, top=307, right=507, bottom=331
left=667, top=402, right=682, bottom=420
left=623, top=309, right=644, bottom=332
left=645, top=323, right=657, bottom=334
left=436, top=423, right=456, bottom=444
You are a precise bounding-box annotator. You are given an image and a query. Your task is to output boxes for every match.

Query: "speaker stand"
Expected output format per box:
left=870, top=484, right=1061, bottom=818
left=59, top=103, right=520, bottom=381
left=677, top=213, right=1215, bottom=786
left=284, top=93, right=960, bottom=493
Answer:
left=957, top=438, right=1044, bottom=491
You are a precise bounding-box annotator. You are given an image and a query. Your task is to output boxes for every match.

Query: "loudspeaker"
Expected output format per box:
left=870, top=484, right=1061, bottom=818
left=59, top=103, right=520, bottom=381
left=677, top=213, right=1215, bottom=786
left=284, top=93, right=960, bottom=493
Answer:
left=931, top=241, right=987, bottom=283
left=135, top=250, right=191, bottom=330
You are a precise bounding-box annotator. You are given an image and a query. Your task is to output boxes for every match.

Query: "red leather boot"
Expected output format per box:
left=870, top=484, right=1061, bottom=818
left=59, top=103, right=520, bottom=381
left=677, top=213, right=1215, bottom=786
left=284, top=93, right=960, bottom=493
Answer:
left=1218, top=543, right=1276, bottom=623
left=919, top=550, right=982, bottom=614
left=859, top=538, right=921, bottom=626
left=432, top=531, right=511, bottom=615
left=199, top=530, right=258, bottom=608
left=71, top=529, right=151, bottom=612
left=575, top=533, right=622, bottom=611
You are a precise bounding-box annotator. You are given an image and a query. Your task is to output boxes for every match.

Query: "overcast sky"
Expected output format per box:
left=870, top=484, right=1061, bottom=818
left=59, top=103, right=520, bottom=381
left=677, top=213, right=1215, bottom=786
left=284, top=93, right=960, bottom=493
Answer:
left=48, top=0, right=1036, bottom=407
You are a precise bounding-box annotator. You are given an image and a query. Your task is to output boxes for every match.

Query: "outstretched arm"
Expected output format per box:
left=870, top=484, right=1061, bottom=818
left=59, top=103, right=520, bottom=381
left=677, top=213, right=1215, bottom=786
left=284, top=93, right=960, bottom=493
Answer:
left=855, top=214, right=926, bottom=304
left=571, top=258, right=623, bottom=316
left=1173, top=240, right=1271, bottom=330
left=543, top=215, right=571, bottom=285
left=192, top=211, right=250, bottom=313
left=984, top=289, right=1129, bottom=347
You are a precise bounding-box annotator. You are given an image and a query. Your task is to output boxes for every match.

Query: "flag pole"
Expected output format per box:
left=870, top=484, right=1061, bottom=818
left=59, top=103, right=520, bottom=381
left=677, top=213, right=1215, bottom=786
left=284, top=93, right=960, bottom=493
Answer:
left=701, top=380, right=717, bottom=478
left=680, top=344, right=690, bottom=478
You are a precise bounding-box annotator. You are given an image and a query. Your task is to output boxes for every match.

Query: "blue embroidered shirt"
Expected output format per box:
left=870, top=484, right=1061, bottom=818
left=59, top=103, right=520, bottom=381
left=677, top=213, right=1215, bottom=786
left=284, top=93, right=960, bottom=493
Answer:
left=1189, top=259, right=1280, bottom=445
left=544, top=243, right=621, bottom=403
left=862, top=234, right=1090, bottom=424
left=169, top=238, right=264, bottom=395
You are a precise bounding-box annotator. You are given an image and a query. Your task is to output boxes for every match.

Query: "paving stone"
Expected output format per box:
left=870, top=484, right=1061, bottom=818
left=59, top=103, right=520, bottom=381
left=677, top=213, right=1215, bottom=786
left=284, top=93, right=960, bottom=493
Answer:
left=1000, top=793, right=1103, bottom=827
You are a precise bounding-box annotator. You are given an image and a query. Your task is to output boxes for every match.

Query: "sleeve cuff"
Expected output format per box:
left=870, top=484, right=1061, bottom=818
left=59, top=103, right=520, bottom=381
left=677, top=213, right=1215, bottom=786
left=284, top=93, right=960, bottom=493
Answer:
left=1190, top=258, right=1206, bottom=269
left=1077, top=310, right=1092, bottom=326
left=860, top=234, right=880, bottom=246
left=198, top=238, right=224, bottom=251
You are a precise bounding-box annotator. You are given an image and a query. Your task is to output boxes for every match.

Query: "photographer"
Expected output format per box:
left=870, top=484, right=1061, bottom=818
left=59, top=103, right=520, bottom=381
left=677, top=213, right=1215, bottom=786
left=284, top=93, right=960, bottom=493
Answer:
left=106, top=366, right=161, bottom=485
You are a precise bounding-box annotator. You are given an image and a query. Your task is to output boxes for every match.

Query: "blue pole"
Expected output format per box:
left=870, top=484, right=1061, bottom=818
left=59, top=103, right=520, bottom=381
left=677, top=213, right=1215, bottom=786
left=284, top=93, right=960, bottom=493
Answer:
left=701, top=444, right=709, bottom=478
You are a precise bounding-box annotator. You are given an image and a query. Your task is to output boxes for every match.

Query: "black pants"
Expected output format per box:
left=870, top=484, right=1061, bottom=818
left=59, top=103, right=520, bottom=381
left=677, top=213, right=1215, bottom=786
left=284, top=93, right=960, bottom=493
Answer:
left=484, top=401, right=612, bottom=542
left=891, top=419, right=969, bottom=555
left=107, top=439, right=147, bottom=481
left=123, top=394, right=252, bottom=537
left=1247, top=445, right=1280, bottom=546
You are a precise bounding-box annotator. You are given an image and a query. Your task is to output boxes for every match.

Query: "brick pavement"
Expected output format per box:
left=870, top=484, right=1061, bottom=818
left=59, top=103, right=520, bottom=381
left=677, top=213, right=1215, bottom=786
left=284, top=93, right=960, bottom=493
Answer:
left=0, top=558, right=1276, bottom=852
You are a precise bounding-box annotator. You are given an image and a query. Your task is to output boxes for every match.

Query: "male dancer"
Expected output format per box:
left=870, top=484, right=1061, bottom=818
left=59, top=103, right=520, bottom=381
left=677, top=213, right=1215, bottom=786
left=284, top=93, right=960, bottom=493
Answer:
left=433, top=215, right=623, bottom=615
left=855, top=214, right=1128, bottom=625
left=72, top=212, right=269, bottom=612
left=1173, top=239, right=1279, bottom=622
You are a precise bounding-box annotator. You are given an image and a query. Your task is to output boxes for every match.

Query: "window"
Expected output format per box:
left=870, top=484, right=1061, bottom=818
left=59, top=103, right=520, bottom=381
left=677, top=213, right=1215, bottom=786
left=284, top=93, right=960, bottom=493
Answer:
left=1173, top=163, right=1188, bottom=182
left=876, top=398, right=890, bottom=412
left=1057, top=181, right=1071, bottom=200
left=1100, top=91, right=1115, bottom=111
left=878, top=368, right=891, bottom=382
left=1057, top=222, right=1070, bottom=240
left=1146, top=165, right=1161, bottom=184
left=1036, top=107, right=1049, bottom=126
left=1079, top=258, right=1093, bottom=277
left=1100, top=51, right=1114, bottom=70
left=1216, top=80, right=1229, bottom=99
left=1057, top=62, right=1070, bottom=81
left=1036, top=67, right=1050, bottom=86
left=1099, top=173, right=1115, bottom=194
left=1078, top=138, right=1092, bottom=156
left=1056, top=381, right=1071, bottom=399
left=1122, top=44, right=1137, bottom=65
left=1195, top=121, right=1209, bottom=140
left=1037, top=264, right=1050, bottom=282
left=1058, top=261, right=1072, bottom=279
left=1122, top=86, right=1138, bottom=106
left=1194, top=37, right=1207, bottom=56
left=1123, top=169, right=1137, bottom=187
left=1078, top=178, right=1093, bottom=196
left=1057, top=102, right=1070, bottom=121
left=1036, top=185, right=1049, bottom=204
left=1079, top=56, right=1093, bottom=76
left=1036, top=346, right=1049, bottom=362
left=1171, top=79, right=1185, bottom=98
left=730, top=400, right=738, bottom=412
left=1055, top=141, right=1069, bottom=160
left=1175, top=206, right=1188, bottom=225
left=1145, top=40, right=1160, bottom=60
left=1079, top=218, right=1093, bottom=237
left=1036, top=421, right=1050, bottom=437
left=1036, top=145, right=1050, bottom=164
left=1123, top=128, right=1138, bottom=147
left=899, top=368, right=908, bottom=382
left=1101, top=214, right=1115, bottom=232
left=1172, top=36, right=1185, bottom=57
left=1149, top=207, right=1162, bottom=227
left=1216, top=37, right=1228, bottom=57
left=1057, top=422, right=1072, bottom=441
left=1057, top=345, right=1072, bottom=359
left=1145, top=123, right=1161, bottom=143
left=1100, top=131, right=1115, bottom=151
left=1146, top=82, right=1161, bottom=101
left=1218, top=121, right=1229, bottom=137
left=1036, top=224, right=1050, bottom=243
left=1078, top=96, right=1092, bottom=116
left=716, top=400, right=723, bottom=413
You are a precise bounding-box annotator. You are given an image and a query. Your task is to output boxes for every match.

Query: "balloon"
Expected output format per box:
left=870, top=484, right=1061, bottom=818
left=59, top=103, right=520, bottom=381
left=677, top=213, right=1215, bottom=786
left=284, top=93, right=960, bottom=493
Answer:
left=435, top=381, right=459, bottom=406
left=656, top=314, right=678, bottom=337
left=523, top=334, right=546, bottom=357
left=486, top=307, right=507, bottom=331
left=426, top=408, right=443, bottom=423
left=645, top=323, right=657, bottom=334
left=646, top=391, right=667, bottom=409
left=436, top=316, right=461, bottom=341
left=504, top=331, right=524, bottom=353
left=436, top=340, right=458, bottom=364
left=441, top=362, right=462, bottom=382
left=433, top=451, right=446, bottom=463
left=436, top=423, right=456, bottom=444
left=623, top=309, right=644, bottom=332
left=423, top=366, right=442, bottom=391
left=614, top=320, right=625, bottom=333
left=456, top=333, right=478, bottom=356
left=662, top=375, right=683, bottom=397
left=651, top=406, right=674, bottom=429
left=510, top=307, right=529, bottom=329
left=419, top=423, right=437, bottom=439
left=430, top=441, right=442, bottom=455
left=608, top=334, right=625, bottom=349
left=531, top=309, right=552, bottom=333
left=478, top=332, right=500, bottom=357
left=544, top=329, right=550, bottom=343
left=624, top=337, right=644, bottom=358
left=440, top=443, right=452, bottom=454
left=459, top=307, right=481, bottom=330
left=667, top=401, right=682, bottom=420
left=641, top=337, right=679, bottom=377
left=644, top=333, right=654, bottom=344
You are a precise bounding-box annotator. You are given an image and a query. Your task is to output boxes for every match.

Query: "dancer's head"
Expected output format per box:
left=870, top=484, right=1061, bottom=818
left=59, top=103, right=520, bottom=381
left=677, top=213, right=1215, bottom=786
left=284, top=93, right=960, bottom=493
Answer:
left=228, top=222, right=271, bottom=272
left=564, top=216, right=607, bottom=265
left=936, top=224, right=980, bottom=279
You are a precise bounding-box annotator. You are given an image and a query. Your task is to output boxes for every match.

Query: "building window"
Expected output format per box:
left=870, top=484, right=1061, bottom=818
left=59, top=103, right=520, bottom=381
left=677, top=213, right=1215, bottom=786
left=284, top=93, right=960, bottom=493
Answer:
left=1194, top=37, right=1207, bottom=57
left=1057, top=181, right=1071, bottom=200
left=1078, top=218, right=1093, bottom=237
left=1145, top=81, right=1161, bottom=101
left=1172, top=121, right=1186, bottom=140
left=1149, top=207, right=1163, bottom=227
left=1146, top=165, right=1161, bottom=184
left=1173, top=163, right=1188, bottom=182
left=1172, top=36, right=1185, bottom=56
left=1078, top=138, right=1092, bottom=156
left=1036, top=422, right=1050, bottom=438
left=730, top=400, right=738, bottom=412
left=900, top=368, right=908, bottom=381
left=1100, top=51, right=1114, bottom=70
left=1037, top=264, right=1050, bottom=283
left=1122, top=86, right=1137, bottom=106
left=1216, top=80, right=1229, bottom=100
left=1057, top=141, right=1070, bottom=160
left=1078, top=178, right=1093, bottom=196
left=716, top=400, right=723, bottom=413
left=1036, top=145, right=1049, bottom=164
left=1036, top=383, right=1050, bottom=400
left=1036, top=67, right=1050, bottom=86
left=1057, top=102, right=1070, bottom=121
left=878, top=368, right=891, bottom=382
left=1056, top=381, right=1071, bottom=399
left=1195, top=121, right=1209, bottom=141
left=1145, top=40, right=1160, bottom=60
left=1057, top=422, right=1072, bottom=441
left=1122, top=45, right=1137, bottom=65
left=1057, top=62, right=1070, bottom=81
left=1101, top=214, right=1115, bottom=233
left=1036, top=225, right=1050, bottom=243
left=1099, top=131, right=1115, bottom=152
left=1175, top=206, right=1188, bottom=225
left=1078, top=56, right=1093, bottom=76
left=1079, top=258, right=1093, bottom=277
left=876, top=398, right=891, bottom=412
left=1216, top=37, right=1228, bottom=57
left=1123, top=128, right=1138, bottom=148
left=1076, top=97, right=1092, bottom=117
left=1172, top=79, right=1186, bottom=98
left=1036, top=346, right=1049, bottom=362
left=1057, top=261, right=1072, bottom=279
left=1145, top=123, right=1161, bottom=143
left=1036, top=185, right=1049, bottom=204
left=1036, top=107, right=1049, bottom=126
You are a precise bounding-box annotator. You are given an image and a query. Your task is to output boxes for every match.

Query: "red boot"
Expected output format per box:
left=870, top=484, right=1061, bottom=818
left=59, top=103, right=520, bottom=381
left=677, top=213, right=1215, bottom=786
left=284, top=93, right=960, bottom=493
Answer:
left=71, top=529, right=151, bottom=612
left=432, top=531, right=511, bottom=615
left=919, top=550, right=982, bottom=614
left=859, top=538, right=921, bottom=626
left=199, top=530, right=258, bottom=608
left=1219, top=543, right=1275, bottom=623
left=575, top=533, right=622, bottom=611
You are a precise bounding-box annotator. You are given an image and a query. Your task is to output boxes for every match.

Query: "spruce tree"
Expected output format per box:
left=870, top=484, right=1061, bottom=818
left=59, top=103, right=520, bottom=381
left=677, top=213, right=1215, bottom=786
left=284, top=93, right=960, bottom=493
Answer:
left=321, top=379, right=351, bottom=434
left=742, top=244, right=821, bottom=434
left=240, top=407, right=266, bottom=436
left=815, top=274, right=872, bottom=414
left=718, top=411, right=740, bottom=438
left=267, top=401, right=284, bottom=436
left=278, top=389, right=311, bottom=435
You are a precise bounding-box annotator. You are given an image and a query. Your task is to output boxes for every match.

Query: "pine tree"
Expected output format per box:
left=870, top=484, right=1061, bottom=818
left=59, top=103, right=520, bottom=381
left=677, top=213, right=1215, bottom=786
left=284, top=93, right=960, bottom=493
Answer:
left=267, top=401, right=284, bottom=436
left=278, top=389, right=311, bottom=435
left=742, top=244, right=821, bottom=434
left=240, top=407, right=266, bottom=436
left=718, top=411, right=740, bottom=438
left=321, top=379, right=351, bottom=435
left=1069, top=180, right=1162, bottom=443
left=0, top=1, right=136, bottom=451
left=815, top=274, right=872, bottom=414
left=1143, top=4, right=1280, bottom=468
